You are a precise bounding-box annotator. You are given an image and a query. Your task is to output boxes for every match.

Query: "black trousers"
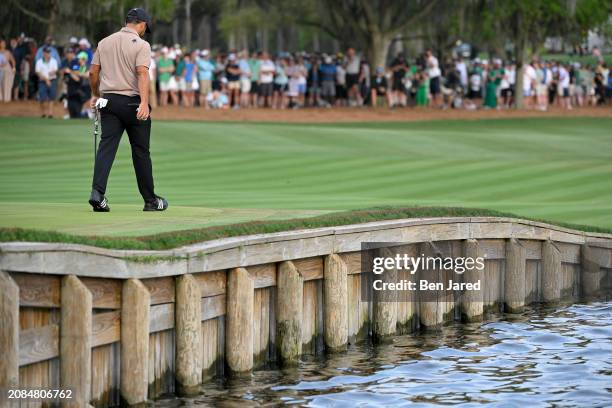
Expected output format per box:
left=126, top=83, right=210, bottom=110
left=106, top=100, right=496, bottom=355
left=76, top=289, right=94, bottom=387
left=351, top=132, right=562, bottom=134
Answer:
left=92, top=93, right=155, bottom=201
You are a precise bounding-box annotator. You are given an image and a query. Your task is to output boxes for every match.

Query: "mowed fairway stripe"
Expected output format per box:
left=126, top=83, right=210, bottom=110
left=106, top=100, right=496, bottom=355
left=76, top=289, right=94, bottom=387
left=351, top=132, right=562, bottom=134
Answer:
left=0, top=117, right=611, bottom=234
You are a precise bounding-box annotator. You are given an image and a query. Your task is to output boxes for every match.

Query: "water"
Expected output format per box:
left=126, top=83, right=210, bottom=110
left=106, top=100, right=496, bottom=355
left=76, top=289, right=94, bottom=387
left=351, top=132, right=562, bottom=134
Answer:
left=158, top=302, right=612, bottom=407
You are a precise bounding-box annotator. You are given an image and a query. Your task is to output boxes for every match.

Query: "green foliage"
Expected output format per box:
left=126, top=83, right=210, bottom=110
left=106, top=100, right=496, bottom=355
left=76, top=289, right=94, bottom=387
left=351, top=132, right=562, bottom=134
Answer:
left=218, top=3, right=271, bottom=39
left=476, top=0, right=611, bottom=59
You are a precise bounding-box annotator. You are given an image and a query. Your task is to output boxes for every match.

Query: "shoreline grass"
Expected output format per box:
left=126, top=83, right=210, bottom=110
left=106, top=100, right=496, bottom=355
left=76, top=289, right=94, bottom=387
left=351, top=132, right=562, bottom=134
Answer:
left=1, top=206, right=610, bottom=251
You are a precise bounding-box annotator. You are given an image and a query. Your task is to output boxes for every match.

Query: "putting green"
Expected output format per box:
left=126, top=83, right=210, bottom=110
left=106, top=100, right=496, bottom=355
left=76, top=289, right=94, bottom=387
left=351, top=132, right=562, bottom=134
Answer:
left=1, top=116, right=611, bottom=236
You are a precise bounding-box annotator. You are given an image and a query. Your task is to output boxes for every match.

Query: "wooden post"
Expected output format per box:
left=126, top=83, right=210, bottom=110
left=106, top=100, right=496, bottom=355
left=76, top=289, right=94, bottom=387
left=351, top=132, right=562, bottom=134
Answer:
left=581, top=244, right=601, bottom=299
left=542, top=241, right=561, bottom=303
left=419, top=242, right=444, bottom=329
left=121, top=279, right=150, bottom=406
left=175, top=274, right=202, bottom=395
left=226, top=267, right=254, bottom=373
left=504, top=238, right=526, bottom=313
left=0, top=271, right=19, bottom=406
left=461, top=239, right=484, bottom=322
left=60, top=275, right=92, bottom=407
left=324, top=254, right=348, bottom=351
left=276, top=261, right=303, bottom=365
left=373, top=247, right=397, bottom=341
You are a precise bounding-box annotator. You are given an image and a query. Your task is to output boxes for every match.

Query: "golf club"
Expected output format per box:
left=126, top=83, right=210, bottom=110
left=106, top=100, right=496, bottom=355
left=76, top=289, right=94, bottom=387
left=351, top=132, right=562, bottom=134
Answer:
left=93, top=106, right=99, bottom=161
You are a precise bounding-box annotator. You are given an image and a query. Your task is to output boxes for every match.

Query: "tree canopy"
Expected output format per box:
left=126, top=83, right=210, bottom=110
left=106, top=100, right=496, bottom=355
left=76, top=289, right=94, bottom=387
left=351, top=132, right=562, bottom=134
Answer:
left=3, top=0, right=610, bottom=72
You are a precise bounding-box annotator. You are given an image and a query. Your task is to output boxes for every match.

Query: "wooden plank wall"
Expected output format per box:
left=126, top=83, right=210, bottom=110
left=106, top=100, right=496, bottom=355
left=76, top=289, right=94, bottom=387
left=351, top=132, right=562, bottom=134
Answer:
left=18, top=307, right=60, bottom=408
left=90, top=342, right=120, bottom=408
left=86, top=278, right=121, bottom=408
left=196, top=270, right=227, bottom=380
left=6, top=237, right=611, bottom=408
left=295, top=257, right=325, bottom=355
left=558, top=242, right=582, bottom=299
left=478, top=240, right=504, bottom=312
left=142, top=277, right=176, bottom=399
left=340, top=252, right=371, bottom=342
left=87, top=276, right=122, bottom=408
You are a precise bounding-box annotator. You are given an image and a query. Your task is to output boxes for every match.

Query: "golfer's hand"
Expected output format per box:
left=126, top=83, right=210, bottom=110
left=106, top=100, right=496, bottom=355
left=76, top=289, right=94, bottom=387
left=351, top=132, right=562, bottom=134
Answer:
left=136, top=102, right=149, bottom=120
left=90, top=96, right=98, bottom=110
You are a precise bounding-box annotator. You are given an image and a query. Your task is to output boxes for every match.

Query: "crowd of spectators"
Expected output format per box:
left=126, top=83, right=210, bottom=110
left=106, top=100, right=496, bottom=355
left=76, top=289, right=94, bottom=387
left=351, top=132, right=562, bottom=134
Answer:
left=0, top=34, right=95, bottom=118
left=0, top=32, right=610, bottom=118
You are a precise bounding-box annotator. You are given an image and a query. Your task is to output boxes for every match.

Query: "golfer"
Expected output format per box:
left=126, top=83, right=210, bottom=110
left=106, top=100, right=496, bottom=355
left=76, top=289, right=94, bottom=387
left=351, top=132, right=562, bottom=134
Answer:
left=88, top=8, right=167, bottom=212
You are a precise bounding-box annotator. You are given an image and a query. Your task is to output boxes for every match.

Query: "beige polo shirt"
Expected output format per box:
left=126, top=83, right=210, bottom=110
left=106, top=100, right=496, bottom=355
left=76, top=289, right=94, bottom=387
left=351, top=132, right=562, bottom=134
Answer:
left=92, top=26, right=151, bottom=96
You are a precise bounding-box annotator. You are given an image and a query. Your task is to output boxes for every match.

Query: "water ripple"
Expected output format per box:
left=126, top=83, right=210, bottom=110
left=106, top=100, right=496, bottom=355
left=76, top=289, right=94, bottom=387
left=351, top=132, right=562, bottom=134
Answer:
left=157, top=302, right=612, bottom=407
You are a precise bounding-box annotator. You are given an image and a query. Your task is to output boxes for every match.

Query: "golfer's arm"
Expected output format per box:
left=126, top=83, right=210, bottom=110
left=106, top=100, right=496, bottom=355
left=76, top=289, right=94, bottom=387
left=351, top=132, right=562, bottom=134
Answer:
left=89, top=64, right=101, bottom=97
left=136, top=66, right=149, bottom=106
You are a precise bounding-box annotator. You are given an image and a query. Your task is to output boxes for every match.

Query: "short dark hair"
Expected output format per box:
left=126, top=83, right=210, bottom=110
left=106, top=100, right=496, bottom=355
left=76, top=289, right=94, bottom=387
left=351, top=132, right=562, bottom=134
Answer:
left=126, top=16, right=142, bottom=25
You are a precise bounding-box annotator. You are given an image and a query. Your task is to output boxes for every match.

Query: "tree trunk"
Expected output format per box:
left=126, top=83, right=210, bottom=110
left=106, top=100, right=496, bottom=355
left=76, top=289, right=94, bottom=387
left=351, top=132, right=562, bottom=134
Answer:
left=47, top=0, right=59, bottom=37
left=332, top=39, right=340, bottom=54
left=514, top=43, right=526, bottom=109
left=312, top=32, right=320, bottom=52
left=262, top=27, right=269, bottom=51
left=366, top=31, right=391, bottom=69
left=185, top=0, right=192, bottom=49
left=198, top=15, right=211, bottom=50
left=276, top=28, right=284, bottom=52
left=228, top=32, right=236, bottom=50
left=172, top=18, right=179, bottom=45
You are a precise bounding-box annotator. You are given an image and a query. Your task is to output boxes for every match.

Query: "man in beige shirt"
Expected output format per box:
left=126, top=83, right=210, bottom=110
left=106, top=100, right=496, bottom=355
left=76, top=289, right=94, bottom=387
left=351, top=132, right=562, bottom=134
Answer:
left=88, top=8, right=168, bottom=212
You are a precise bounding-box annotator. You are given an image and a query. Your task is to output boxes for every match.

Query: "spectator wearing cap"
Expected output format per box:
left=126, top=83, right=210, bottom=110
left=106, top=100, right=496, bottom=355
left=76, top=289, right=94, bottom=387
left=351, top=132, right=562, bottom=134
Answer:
left=196, top=49, right=214, bottom=107
left=88, top=7, right=168, bottom=212
left=35, top=36, right=61, bottom=65
left=78, top=38, right=93, bottom=65
left=60, top=47, right=77, bottom=117
left=35, top=47, right=58, bottom=117
left=319, top=55, right=336, bottom=106
left=64, top=51, right=90, bottom=118
left=157, top=47, right=177, bottom=106
left=58, top=47, right=76, bottom=109
left=371, top=66, right=390, bottom=108
left=225, top=53, right=241, bottom=108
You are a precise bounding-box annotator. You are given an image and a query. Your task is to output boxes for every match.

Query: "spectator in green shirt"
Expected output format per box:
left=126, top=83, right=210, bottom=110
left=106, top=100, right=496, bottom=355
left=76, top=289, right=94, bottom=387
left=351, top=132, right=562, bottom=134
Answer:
left=249, top=52, right=261, bottom=107
left=157, top=48, right=177, bottom=106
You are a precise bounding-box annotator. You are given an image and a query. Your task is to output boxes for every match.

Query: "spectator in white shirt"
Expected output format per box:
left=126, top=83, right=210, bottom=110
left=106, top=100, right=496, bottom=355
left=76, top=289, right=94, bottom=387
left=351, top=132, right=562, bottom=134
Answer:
left=558, top=64, right=572, bottom=109
left=522, top=62, right=537, bottom=108
left=455, top=57, right=468, bottom=90
left=426, top=50, right=442, bottom=107
left=35, top=47, right=58, bottom=118
left=258, top=51, right=275, bottom=107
